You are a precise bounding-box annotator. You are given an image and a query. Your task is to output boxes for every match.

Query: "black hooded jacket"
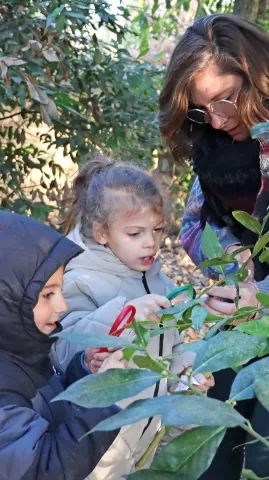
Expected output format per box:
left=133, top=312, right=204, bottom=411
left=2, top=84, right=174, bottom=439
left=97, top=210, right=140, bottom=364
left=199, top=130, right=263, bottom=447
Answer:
left=0, top=211, right=119, bottom=480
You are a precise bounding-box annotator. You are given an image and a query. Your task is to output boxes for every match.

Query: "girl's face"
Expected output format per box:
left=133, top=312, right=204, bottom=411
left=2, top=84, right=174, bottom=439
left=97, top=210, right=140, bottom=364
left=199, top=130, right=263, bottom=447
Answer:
left=33, top=267, right=68, bottom=335
left=94, top=205, right=165, bottom=272
left=190, top=63, right=250, bottom=141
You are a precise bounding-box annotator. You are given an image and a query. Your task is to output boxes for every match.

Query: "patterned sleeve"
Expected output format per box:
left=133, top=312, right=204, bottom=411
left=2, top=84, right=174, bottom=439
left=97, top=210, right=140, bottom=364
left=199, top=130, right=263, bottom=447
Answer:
left=181, top=176, right=240, bottom=278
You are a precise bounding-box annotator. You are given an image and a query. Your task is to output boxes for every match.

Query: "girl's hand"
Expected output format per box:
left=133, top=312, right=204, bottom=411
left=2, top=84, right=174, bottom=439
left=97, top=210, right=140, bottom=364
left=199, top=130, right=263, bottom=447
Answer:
left=126, top=294, right=171, bottom=322
left=84, top=347, right=118, bottom=373
left=99, top=350, right=127, bottom=372
left=205, top=283, right=259, bottom=318
left=226, top=244, right=254, bottom=281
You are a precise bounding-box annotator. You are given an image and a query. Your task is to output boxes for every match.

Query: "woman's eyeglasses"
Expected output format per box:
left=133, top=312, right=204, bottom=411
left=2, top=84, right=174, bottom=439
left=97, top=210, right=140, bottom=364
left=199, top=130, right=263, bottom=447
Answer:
left=187, top=99, right=238, bottom=124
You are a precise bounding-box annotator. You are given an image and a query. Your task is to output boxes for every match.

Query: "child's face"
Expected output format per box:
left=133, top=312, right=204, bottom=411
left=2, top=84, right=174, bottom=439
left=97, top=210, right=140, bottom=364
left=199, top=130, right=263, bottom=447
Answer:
left=95, top=206, right=165, bottom=272
left=33, top=267, right=68, bottom=335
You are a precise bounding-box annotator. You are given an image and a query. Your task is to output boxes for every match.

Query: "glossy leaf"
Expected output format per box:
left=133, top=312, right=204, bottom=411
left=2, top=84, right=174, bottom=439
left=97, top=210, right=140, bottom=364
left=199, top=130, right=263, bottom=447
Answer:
left=46, top=5, right=65, bottom=28
left=191, top=306, right=207, bottom=332
left=132, top=354, right=166, bottom=374
left=132, top=319, right=151, bottom=348
left=254, top=373, right=269, bottom=411
left=235, top=317, right=269, bottom=337
left=152, top=426, right=226, bottom=479
left=242, top=468, right=269, bottom=479
left=192, top=332, right=269, bottom=375
left=90, top=395, right=246, bottom=434
left=201, top=223, right=225, bottom=274
left=232, top=211, right=262, bottom=235
left=53, top=368, right=162, bottom=408
left=182, top=340, right=205, bottom=353
left=256, top=292, right=269, bottom=307
left=126, top=471, right=187, bottom=480
left=198, top=257, right=236, bottom=270
left=259, top=248, right=269, bottom=263
left=159, top=298, right=205, bottom=316
left=204, top=317, right=231, bottom=340
left=54, top=331, right=145, bottom=351
left=253, top=232, right=269, bottom=256
left=229, top=357, right=269, bottom=401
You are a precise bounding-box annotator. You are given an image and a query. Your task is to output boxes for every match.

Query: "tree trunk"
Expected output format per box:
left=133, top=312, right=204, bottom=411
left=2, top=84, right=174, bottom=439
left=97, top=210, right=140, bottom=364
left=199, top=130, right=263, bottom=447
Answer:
left=233, top=0, right=260, bottom=21
left=257, top=0, right=269, bottom=20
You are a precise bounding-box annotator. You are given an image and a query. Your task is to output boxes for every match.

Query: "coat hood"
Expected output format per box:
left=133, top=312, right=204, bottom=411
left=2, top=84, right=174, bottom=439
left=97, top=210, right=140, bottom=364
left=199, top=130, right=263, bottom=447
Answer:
left=0, top=211, right=82, bottom=362
left=66, top=224, right=161, bottom=278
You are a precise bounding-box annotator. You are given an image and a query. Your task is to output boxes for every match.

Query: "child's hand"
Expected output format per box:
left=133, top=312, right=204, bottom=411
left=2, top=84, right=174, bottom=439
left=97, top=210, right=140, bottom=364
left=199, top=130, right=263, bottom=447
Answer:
left=99, top=350, right=127, bottom=372
left=126, top=294, right=171, bottom=322
left=84, top=347, right=116, bottom=373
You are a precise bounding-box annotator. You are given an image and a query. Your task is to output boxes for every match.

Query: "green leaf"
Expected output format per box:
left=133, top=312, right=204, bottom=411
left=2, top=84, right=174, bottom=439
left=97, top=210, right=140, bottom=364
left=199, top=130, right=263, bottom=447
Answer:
left=159, top=298, right=203, bottom=315
left=177, top=318, right=192, bottom=333
left=232, top=211, right=262, bottom=234
left=254, top=372, right=269, bottom=411
left=198, top=257, right=236, bottom=270
left=253, top=232, right=269, bottom=256
left=126, top=471, right=187, bottom=480
left=46, top=5, right=65, bottom=28
left=204, top=316, right=231, bottom=340
left=132, top=354, right=166, bottom=374
left=53, top=368, right=162, bottom=408
left=132, top=319, right=150, bottom=348
left=152, top=426, right=226, bottom=479
left=257, top=292, right=269, bottom=307
left=201, top=223, right=226, bottom=274
left=90, top=395, right=246, bottom=434
left=152, top=0, right=159, bottom=15
left=193, top=332, right=269, bottom=375
left=191, top=306, right=207, bottom=332
left=242, top=468, right=269, bottom=479
left=229, top=357, right=269, bottom=402
left=54, top=331, right=145, bottom=351
left=65, top=11, right=88, bottom=22
left=235, top=317, right=269, bottom=337
left=182, top=340, right=205, bottom=353
left=259, top=248, right=269, bottom=263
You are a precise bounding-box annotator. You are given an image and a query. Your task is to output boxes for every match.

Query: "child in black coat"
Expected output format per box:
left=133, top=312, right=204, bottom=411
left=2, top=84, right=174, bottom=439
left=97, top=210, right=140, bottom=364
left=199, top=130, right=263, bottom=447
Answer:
left=0, top=211, right=123, bottom=480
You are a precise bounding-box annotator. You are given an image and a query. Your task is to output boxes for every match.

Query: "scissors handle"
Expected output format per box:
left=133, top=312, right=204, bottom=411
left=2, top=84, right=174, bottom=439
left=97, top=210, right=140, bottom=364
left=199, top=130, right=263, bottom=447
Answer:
left=99, top=305, right=136, bottom=353
left=109, top=305, right=136, bottom=336
left=166, top=285, right=196, bottom=301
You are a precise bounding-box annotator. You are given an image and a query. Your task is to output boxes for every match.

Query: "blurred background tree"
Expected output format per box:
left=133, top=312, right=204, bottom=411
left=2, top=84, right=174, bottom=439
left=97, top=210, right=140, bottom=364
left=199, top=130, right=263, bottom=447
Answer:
left=0, top=0, right=268, bottom=223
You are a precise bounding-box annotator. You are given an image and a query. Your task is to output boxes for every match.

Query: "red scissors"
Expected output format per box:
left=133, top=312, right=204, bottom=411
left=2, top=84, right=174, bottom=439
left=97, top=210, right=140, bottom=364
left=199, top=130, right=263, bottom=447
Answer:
left=100, top=305, right=136, bottom=353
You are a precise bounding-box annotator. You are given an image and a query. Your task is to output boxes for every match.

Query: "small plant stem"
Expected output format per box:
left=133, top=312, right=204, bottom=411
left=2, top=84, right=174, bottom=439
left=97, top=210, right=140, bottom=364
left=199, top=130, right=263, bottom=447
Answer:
left=135, top=426, right=166, bottom=470
left=241, top=422, right=269, bottom=449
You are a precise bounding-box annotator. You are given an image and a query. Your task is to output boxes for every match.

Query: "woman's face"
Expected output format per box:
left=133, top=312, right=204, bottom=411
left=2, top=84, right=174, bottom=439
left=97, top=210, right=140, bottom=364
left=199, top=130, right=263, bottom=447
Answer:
left=190, top=63, right=250, bottom=141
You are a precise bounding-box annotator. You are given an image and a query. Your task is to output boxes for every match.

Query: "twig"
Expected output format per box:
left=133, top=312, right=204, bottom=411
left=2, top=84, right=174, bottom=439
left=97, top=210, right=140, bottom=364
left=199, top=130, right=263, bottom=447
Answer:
left=135, top=426, right=166, bottom=470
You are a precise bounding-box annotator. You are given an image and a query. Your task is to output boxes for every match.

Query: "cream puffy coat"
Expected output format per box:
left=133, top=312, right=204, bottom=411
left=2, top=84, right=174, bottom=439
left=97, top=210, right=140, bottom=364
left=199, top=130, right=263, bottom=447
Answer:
left=51, top=225, right=194, bottom=480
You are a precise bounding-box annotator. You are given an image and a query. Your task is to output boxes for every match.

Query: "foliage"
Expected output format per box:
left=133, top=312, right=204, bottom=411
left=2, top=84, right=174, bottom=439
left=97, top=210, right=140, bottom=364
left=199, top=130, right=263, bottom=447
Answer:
left=0, top=0, right=180, bottom=220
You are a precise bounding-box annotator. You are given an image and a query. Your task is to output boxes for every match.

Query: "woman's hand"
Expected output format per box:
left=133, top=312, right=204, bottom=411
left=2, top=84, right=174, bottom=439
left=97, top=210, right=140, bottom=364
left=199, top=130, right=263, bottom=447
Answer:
left=226, top=244, right=255, bottom=281
left=205, top=282, right=259, bottom=319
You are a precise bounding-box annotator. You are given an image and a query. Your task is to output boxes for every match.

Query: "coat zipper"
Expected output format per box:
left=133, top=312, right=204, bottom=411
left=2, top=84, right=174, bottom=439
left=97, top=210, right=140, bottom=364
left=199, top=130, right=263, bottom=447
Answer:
left=140, top=272, right=164, bottom=438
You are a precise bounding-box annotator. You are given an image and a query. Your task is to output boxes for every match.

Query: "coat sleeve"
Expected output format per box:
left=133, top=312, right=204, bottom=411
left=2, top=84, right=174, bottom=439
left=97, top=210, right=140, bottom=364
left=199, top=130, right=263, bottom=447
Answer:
left=0, top=390, right=119, bottom=480
left=181, top=176, right=240, bottom=279
left=52, top=277, right=127, bottom=372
